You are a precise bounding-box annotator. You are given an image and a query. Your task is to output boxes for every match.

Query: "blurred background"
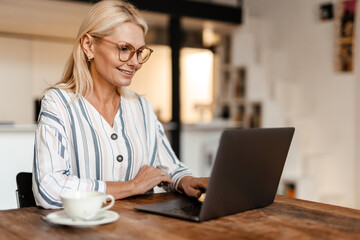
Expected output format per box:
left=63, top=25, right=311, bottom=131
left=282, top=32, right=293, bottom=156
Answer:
left=0, top=0, right=359, bottom=210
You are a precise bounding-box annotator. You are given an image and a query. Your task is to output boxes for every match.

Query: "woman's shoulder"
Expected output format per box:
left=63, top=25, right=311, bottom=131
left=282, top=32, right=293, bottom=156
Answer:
left=43, top=86, right=75, bottom=100
left=42, top=87, right=76, bottom=110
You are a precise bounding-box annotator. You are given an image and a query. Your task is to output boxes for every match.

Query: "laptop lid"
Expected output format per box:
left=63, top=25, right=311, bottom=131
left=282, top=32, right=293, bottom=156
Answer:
left=199, top=127, right=294, bottom=221
left=134, top=127, right=295, bottom=222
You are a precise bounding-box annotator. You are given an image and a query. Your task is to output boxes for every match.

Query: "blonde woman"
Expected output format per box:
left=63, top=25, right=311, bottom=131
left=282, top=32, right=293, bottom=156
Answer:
left=33, top=0, right=208, bottom=209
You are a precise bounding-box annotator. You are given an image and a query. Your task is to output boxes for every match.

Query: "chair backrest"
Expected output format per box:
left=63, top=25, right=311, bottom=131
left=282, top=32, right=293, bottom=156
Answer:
left=16, top=172, right=36, bottom=208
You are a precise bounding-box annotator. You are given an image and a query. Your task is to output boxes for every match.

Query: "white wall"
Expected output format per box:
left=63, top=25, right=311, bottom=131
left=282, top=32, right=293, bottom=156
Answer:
left=235, top=0, right=359, bottom=208
left=0, top=37, right=33, bottom=124
left=0, top=35, right=73, bottom=124
left=0, top=126, right=35, bottom=209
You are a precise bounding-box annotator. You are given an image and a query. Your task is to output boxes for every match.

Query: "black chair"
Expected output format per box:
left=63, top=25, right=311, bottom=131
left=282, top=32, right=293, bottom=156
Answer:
left=16, top=172, right=36, bottom=208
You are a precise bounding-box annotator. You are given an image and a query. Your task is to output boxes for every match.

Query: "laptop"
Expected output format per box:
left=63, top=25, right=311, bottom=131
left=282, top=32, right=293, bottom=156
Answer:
left=134, top=127, right=295, bottom=222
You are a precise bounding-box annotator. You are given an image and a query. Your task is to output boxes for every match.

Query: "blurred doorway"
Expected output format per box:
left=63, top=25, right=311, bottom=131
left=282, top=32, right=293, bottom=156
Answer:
left=180, top=47, right=214, bottom=123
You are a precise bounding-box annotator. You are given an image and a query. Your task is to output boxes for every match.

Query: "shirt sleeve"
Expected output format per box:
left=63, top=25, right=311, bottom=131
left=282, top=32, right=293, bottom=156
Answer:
left=139, top=96, right=192, bottom=192
left=154, top=120, right=193, bottom=192
left=32, top=91, right=106, bottom=209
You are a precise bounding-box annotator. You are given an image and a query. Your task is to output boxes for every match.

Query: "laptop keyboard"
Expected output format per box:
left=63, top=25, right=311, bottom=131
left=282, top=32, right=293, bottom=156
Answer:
left=164, top=203, right=202, bottom=216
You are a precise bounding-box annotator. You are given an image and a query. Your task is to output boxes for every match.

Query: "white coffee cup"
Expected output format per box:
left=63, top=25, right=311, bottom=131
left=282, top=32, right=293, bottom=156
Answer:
left=60, top=191, right=115, bottom=221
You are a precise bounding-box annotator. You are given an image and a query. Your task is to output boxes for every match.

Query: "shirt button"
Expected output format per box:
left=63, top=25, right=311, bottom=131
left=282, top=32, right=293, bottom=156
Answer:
left=116, top=155, right=123, bottom=162
left=111, top=133, right=118, bottom=140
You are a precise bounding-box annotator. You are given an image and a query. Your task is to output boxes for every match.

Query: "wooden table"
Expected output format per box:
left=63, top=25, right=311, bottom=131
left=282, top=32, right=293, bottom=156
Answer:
left=0, top=192, right=360, bottom=239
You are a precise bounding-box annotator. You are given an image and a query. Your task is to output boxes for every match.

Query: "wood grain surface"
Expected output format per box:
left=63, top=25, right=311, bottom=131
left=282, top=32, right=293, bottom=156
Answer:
left=0, top=193, right=359, bottom=240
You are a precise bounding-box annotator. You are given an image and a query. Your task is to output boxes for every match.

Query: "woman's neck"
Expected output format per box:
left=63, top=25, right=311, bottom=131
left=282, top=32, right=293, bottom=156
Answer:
left=84, top=81, right=121, bottom=127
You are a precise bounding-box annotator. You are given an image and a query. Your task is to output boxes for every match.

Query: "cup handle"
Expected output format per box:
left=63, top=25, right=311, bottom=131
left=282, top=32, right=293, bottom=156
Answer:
left=100, top=194, right=115, bottom=211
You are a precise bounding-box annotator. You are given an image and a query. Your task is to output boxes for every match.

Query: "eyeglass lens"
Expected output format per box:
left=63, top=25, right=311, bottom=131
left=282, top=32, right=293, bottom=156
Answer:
left=119, top=44, right=152, bottom=63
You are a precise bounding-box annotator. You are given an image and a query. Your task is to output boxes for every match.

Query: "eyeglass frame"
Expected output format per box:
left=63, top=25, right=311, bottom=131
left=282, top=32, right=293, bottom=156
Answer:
left=96, top=37, right=153, bottom=64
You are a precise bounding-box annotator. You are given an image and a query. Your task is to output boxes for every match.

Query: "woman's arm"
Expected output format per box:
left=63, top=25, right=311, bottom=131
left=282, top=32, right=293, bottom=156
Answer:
left=33, top=90, right=108, bottom=209
left=106, top=165, right=172, bottom=199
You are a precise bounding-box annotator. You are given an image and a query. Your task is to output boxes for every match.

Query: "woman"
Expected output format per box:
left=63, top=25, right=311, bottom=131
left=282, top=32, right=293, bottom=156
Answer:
left=33, top=0, right=208, bottom=209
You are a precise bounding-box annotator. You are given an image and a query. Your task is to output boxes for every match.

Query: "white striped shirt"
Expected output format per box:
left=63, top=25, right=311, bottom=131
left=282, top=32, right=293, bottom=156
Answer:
left=32, top=88, right=191, bottom=209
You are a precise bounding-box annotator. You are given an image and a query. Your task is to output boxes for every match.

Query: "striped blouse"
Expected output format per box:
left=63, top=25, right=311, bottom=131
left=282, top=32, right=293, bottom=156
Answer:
left=32, top=88, right=191, bottom=209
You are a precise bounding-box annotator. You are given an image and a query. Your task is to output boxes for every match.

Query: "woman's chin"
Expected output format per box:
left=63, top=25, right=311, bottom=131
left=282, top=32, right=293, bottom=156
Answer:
left=116, top=79, right=132, bottom=87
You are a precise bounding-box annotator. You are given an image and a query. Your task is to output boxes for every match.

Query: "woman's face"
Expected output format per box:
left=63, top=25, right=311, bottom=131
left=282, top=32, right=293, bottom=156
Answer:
left=90, top=22, right=145, bottom=88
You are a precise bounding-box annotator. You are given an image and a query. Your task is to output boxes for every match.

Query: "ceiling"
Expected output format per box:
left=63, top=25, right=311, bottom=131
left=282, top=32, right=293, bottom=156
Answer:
left=0, top=0, right=236, bottom=41
left=0, top=0, right=90, bottom=39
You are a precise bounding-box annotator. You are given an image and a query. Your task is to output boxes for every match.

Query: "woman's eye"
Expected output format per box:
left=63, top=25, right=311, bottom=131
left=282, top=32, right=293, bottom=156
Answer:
left=120, top=45, right=131, bottom=52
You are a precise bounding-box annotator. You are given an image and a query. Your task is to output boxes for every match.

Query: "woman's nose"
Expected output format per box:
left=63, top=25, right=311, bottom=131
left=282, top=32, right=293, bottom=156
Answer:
left=127, top=52, right=141, bottom=67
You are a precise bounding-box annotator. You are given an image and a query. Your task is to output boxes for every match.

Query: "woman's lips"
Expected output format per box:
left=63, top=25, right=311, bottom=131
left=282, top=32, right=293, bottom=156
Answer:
left=117, top=68, right=133, bottom=76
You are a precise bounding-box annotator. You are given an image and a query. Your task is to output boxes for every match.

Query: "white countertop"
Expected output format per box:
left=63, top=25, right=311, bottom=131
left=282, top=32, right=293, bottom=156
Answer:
left=0, top=124, right=36, bottom=132
left=0, top=120, right=242, bottom=133
left=182, top=120, right=242, bottom=131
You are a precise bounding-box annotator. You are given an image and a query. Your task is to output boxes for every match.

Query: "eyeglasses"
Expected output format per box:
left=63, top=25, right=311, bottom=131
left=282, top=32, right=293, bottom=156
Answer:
left=100, top=38, right=153, bottom=64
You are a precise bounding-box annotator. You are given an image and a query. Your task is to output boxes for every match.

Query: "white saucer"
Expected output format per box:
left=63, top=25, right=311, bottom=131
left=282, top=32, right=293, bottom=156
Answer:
left=44, top=210, right=119, bottom=228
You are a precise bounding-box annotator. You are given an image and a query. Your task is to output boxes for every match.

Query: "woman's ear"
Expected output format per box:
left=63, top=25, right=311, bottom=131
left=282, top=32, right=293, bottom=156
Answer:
left=81, top=34, right=95, bottom=61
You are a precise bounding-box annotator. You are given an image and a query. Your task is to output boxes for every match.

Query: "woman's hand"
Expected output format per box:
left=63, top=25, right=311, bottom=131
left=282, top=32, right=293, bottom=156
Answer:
left=131, top=165, right=173, bottom=195
left=178, top=176, right=209, bottom=198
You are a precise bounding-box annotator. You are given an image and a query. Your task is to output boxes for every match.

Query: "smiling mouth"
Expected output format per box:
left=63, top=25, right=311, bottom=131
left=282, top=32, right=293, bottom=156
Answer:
left=117, top=68, right=133, bottom=76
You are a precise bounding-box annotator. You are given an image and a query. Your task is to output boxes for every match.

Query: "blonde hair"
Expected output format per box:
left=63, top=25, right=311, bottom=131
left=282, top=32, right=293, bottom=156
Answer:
left=53, top=0, right=148, bottom=97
